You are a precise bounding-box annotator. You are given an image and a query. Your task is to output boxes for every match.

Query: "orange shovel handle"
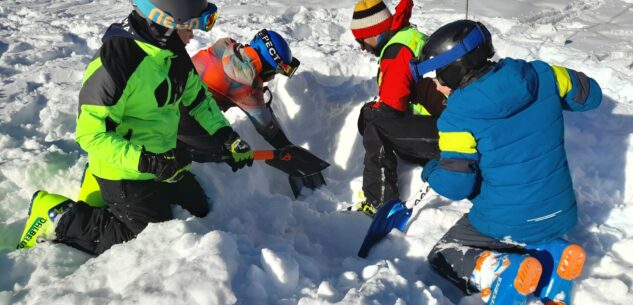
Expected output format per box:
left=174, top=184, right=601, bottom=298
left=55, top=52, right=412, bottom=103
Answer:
left=253, top=150, right=275, bottom=161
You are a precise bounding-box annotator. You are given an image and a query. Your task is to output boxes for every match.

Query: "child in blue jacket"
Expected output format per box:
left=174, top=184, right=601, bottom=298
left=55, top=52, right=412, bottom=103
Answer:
left=410, top=20, right=602, bottom=305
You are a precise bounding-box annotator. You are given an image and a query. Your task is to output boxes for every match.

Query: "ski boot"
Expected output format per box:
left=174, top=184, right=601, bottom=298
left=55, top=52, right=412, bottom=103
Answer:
left=471, top=251, right=543, bottom=305
left=527, top=239, right=586, bottom=305
left=348, top=201, right=378, bottom=217
left=17, top=191, right=74, bottom=249
left=347, top=191, right=378, bottom=217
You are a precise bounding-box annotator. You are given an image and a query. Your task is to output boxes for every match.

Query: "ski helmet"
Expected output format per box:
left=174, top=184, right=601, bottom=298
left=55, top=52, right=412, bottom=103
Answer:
left=250, top=29, right=301, bottom=78
left=410, top=20, right=495, bottom=89
left=131, top=0, right=218, bottom=32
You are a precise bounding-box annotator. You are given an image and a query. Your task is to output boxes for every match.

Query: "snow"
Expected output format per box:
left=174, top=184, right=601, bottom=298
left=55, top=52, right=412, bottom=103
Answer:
left=1, top=0, right=632, bottom=304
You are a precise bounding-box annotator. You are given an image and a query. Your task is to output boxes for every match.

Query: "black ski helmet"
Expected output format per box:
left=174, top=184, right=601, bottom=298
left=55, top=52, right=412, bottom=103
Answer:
left=411, top=20, right=495, bottom=89
left=132, top=0, right=217, bottom=31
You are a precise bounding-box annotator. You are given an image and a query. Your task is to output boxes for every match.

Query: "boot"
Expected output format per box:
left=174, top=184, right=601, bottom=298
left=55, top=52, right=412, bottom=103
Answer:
left=527, top=239, right=586, bottom=305
left=349, top=201, right=378, bottom=217
left=16, top=191, right=74, bottom=249
left=347, top=190, right=378, bottom=217
left=471, top=251, right=543, bottom=305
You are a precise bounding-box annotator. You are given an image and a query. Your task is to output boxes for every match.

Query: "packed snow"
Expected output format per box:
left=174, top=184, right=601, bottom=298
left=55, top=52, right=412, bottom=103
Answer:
left=1, top=0, right=633, bottom=304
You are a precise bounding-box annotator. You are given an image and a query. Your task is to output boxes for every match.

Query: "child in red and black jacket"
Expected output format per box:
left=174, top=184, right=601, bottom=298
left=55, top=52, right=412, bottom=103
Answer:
left=350, top=0, right=446, bottom=216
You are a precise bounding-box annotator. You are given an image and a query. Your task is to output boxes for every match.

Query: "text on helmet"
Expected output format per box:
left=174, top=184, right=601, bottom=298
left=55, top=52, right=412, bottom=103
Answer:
left=149, top=8, right=199, bottom=30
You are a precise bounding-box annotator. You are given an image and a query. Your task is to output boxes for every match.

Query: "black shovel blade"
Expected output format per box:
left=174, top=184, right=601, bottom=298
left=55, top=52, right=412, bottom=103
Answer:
left=289, top=172, right=326, bottom=198
left=265, top=146, right=330, bottom=177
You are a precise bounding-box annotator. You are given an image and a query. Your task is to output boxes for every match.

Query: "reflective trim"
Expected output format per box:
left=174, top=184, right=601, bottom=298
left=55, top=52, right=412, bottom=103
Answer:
left=439, top=131, right=477, bottom=154
left=552, top=65, right=572, bottom=98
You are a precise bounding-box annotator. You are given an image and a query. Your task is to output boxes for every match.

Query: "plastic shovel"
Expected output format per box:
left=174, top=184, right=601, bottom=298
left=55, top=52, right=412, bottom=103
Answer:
left=357, top=183, right=434, bottom=258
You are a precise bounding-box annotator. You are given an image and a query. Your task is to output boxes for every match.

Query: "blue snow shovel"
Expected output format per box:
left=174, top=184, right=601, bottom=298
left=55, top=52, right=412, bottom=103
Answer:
left=357, top=185, right=434, bottom=258
left=357, top=199, right=413, bottom=258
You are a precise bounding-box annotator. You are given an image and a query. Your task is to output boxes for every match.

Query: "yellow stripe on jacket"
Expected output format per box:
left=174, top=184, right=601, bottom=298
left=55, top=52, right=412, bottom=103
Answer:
left=439, top=131, right=477, bottom=154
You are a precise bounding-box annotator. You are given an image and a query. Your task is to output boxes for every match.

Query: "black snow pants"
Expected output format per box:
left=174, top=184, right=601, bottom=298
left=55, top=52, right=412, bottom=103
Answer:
left=55, top=172, right=209, bottom=255
left=427, top=214, right=525, bottom=294
left=359, top=102, right=440, bottom=207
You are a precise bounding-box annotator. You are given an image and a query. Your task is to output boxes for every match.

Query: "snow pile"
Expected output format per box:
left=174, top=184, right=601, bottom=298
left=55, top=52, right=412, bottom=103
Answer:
left=1, top=0, right=633, bottom=304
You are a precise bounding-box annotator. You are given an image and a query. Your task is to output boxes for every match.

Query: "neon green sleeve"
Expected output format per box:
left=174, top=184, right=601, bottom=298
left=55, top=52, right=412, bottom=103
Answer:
left=76, top=103, right=142, bottom=171
left=181, top=70, right=231, bottom=135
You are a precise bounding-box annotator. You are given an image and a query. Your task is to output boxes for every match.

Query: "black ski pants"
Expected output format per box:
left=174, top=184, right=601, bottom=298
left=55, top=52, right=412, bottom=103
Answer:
left=55, top=172, right=209, bottom=255
left=359, top=102, right=440, bottom=207
left=427, top=214, right=525, bottom=294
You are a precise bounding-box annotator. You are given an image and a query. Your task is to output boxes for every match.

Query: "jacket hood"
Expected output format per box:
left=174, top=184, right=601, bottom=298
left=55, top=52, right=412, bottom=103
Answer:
left=102, top=12, right=185, bottom=52
left=447, top=58, right=539, bottom=120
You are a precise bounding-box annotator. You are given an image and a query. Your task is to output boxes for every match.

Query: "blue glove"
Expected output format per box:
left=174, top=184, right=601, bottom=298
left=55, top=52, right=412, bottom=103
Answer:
left=421, top=159, right=440, bottom=182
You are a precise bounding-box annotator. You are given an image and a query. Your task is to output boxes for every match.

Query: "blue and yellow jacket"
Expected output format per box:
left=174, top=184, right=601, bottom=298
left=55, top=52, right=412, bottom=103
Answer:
left=427, top=58, right=602, bottom=244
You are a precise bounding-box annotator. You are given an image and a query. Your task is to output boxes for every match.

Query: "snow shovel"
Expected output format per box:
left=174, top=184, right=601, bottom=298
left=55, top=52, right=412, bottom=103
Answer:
left=182, top=142, right=329, bottom=198
left=357, top=183, right=434, bottom=258
left=253, top=145, right=330, bottom=198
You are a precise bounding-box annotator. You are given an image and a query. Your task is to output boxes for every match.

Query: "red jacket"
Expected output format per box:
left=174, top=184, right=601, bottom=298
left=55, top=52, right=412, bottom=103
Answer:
left=377, top=44, right=416, bottom=112
left=374, top=0, right=441, bottom=113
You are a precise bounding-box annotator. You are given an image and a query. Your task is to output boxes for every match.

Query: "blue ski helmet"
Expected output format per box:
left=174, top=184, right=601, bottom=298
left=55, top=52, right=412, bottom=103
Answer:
left=250, top=29, right=300, bottom=78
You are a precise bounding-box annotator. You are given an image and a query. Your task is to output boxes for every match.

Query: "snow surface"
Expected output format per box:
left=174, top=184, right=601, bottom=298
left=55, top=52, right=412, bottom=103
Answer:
left=1, top=0, right=633, bottom=304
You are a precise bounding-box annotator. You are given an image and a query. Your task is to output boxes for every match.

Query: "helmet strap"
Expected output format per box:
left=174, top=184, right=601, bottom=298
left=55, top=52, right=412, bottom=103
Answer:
left=146, top=19, right=174, bottom=46
left=259, top=57, right=275, bottom=76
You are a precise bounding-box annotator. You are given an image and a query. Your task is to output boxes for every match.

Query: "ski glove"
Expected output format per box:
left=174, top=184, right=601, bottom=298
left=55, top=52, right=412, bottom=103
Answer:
left=421, top=159, right=440, bottom=182
left=223, top=132, right=254, bottom=172
left=138, top=148, right=191, bottom=183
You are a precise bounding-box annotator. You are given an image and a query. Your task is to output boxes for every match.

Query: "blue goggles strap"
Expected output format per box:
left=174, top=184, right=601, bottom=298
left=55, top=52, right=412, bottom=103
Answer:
left=134, top=0, right=217, bottom=31
left=410, top=26, right=489, bottom=81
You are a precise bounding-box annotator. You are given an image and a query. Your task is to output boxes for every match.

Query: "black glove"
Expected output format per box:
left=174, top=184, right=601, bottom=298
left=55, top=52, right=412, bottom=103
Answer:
left=222, top=131, right=254, bottom=172
left=138, top=148, right=191, bottom=182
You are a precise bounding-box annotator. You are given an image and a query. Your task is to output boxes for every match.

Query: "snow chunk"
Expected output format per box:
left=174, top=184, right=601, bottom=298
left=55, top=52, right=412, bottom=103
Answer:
left=260, top=248, right=300, bottom=293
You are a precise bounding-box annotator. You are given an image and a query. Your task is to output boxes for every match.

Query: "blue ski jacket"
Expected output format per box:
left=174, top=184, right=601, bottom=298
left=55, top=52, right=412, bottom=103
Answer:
left=426, top=58, right=602, bottom=244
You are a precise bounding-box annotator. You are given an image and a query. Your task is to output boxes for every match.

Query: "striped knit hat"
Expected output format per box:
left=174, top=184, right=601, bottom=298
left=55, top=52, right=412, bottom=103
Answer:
left=351, top=0, right=393, bottom=39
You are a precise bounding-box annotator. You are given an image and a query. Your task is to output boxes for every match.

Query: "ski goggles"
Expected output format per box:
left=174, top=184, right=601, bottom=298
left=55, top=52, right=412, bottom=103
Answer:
left=277, top=57, right=301, bottom=78
left=134, top=0, right=218, bottom=32
left=256, top=30, right=300, bottom=78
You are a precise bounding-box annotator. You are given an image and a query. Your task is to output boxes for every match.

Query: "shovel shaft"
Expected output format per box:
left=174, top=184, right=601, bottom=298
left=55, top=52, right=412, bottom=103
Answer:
left=253, top=150, right=274, bottom=161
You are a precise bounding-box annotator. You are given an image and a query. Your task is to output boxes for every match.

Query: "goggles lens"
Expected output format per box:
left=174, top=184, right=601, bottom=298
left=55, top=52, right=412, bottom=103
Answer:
left=276, top=57, right=300, bottom=77
left=199, top=4, right=218, bottom=32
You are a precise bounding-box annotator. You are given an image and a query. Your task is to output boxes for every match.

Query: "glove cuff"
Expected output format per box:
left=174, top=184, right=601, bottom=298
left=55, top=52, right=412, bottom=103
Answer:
left=137, top=147, right=153, bottom=173
left=214, top=126, right=236, bottom=146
